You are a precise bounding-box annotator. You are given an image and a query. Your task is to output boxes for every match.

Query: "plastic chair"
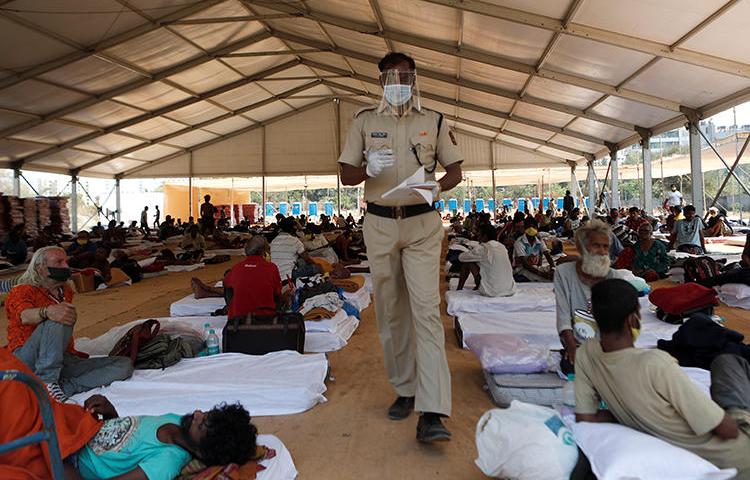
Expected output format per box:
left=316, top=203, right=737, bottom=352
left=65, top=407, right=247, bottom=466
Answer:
left=0, top=370, right=66, bottom=479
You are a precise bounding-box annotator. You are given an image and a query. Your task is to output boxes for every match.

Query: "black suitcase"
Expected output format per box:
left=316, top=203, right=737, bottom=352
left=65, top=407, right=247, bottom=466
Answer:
left=222, top=312, right=306, bottom=355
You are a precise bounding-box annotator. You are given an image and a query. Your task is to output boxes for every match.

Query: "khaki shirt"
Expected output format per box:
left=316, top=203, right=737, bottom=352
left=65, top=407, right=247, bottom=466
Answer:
left=575, top=341, right=750, bottom=474
left=338, top=105, right=463, bottom=207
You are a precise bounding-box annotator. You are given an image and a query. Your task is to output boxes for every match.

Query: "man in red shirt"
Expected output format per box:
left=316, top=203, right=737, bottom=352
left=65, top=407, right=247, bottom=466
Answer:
left=224, top=236, right=283, bottom=318
left=5, top=246, right=133, bottom=403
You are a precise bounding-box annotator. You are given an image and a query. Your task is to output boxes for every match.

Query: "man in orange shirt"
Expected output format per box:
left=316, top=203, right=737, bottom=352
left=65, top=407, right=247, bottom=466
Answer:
left=6, top=246, right=132, bottom=403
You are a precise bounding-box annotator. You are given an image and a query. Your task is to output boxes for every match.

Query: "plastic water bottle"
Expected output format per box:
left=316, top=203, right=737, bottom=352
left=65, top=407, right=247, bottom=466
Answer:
left=206, top=329, right=220, bottom=356
left=561, top=373, right=576, bottom=419
left=202, top=323, right=212, bottom=341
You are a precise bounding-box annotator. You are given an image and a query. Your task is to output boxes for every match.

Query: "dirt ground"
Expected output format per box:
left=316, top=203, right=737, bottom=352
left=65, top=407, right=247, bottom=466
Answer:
left=0, top=252, right=747, bottom=479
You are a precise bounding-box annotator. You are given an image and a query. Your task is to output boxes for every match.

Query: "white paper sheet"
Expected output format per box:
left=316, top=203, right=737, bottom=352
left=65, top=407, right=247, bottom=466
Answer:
left=381, top=167, right=436, bottom=205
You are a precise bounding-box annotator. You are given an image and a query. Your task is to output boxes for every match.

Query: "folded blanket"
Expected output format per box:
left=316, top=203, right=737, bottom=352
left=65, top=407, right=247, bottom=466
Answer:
left=304, top=307, right=337, bottom=320
left=177, top=445, right=272, bottom=480
left=331, top=275, right=365, bottom=293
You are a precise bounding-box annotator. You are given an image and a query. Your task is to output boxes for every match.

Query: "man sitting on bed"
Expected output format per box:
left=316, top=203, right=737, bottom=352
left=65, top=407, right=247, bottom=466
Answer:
left=554, top=220, right=619, bottom=372
left=5, top=247, right=133, bottom=404
left=271, top=217, right=322, bottom=280
left=0, top=347, right=262, bottom=480
left=513, top=217, right=555, bottom=282
left=575, top=278, right=750, bottom=476
left=456, top=224, right=516, bottom=297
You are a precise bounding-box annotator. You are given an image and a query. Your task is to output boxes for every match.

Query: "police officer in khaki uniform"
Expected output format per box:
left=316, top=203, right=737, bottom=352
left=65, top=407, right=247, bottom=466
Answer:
left=339, top=52, right=463, bottom=443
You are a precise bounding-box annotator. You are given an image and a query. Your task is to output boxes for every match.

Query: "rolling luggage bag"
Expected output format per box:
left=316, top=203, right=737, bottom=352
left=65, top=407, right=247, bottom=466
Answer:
left=222, top=312, right=305, bottom=355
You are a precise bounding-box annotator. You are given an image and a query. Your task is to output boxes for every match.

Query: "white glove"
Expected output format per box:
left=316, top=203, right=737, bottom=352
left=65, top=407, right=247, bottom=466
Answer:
left=365, top=148, right=395, bottom=178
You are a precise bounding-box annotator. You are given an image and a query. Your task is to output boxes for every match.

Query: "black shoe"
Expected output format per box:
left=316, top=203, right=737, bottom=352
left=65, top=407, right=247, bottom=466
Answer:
left=416, top=413, right=451, bottom=443
left=387, top=396, right=415, bottom=420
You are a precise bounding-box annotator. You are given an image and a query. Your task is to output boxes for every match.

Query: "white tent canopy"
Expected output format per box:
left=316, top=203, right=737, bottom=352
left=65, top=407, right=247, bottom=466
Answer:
left=1, top=0, right=749, bottom=180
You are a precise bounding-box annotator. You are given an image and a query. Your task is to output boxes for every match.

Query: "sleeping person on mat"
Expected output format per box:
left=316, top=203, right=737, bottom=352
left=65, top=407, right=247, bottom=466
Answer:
left=0, top=347, right=270, bottom=480
left=575, top=278, right=750, bottom=476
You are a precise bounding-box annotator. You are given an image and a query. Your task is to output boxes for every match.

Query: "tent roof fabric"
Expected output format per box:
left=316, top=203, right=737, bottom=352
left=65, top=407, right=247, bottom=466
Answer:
left=0, top=0, right=748, bottom=179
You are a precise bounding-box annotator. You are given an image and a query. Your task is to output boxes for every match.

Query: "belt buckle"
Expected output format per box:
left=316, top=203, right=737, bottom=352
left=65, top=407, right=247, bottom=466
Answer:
left=393, top=206, right=404, bottom=219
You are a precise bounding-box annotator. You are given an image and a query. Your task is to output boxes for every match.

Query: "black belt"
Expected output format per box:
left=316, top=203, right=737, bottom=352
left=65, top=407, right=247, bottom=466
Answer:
left=366, top=202, right=435, bottom=219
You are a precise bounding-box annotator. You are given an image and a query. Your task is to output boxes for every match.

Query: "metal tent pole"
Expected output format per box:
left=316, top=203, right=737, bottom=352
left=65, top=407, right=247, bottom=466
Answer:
left=587, top=160, right=596, bottom=213
left=70, top=176, right=78, bottom=233
left=334, top=99, right=342, bottom=215
left=261, top=126, right=266, bottom=224
left=115, top=178, right=121, bottom=222
left=490, top=142, right=497, bottom=220
left=188, top=152, right=194, bottom=218
left=688, top=119, right=706, bottom=215
left=607, top=144, right=620, bottom=209
left=12, top=169, right=20, bottom=197
left=638, top=129, right=653, bottom=214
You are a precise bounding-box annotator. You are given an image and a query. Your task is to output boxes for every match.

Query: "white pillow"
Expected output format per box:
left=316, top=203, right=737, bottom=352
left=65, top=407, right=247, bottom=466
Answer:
left=572, top=422, right=737, bottom=480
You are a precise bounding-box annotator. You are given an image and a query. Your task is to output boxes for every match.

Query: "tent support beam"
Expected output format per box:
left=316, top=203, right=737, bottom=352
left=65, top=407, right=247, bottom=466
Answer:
left=686, top=117, right=706, bottom=215
left=587, top=160, right=596, bottom=212
left=637, top=128, right=653, bottom=214
left=70, top=176, right=78, bottom=233
left=490, top=142, right=497, bottom=220
left=334, top=99, right=342, bottom=215
left=261, top=127, right=266, bottom=225
left=607, top=143, right=619, bottom=209
left=12, top=169, right=20, bottom=197
left=115, top=179, right=121, bottom=223
left=188, top=153, right=193, bottom=218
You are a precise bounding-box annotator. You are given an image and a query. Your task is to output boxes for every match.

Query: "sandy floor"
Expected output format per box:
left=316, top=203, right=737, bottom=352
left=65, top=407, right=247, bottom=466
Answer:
left=0, top=251, right=748, bottom=479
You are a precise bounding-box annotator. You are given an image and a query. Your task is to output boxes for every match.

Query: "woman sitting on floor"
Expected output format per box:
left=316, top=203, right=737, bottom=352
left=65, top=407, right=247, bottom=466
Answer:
left=614, top=222, right=669, bottom=282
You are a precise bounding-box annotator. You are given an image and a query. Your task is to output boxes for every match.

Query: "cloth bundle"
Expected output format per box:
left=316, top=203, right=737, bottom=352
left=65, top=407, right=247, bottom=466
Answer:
left=299, top=292, right=343, bottom=315
left=331, top=275, right=365, bottom=293
left=177, top=446, right=273, bottom=480
left=304, top=307, right=337, bottom=320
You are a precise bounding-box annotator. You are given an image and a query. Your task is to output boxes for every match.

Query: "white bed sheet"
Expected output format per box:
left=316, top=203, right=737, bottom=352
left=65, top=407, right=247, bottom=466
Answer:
left=165, top=263, right=205, bottom=272
left=70, top=351, right=328, bottom=417
left=76, top=314, right=358, bottom=357
left=257, top=434, right=298, bottom=480
left=456, top=297, right=679, bottom=350
left=446, top=281, right=555, bottom=316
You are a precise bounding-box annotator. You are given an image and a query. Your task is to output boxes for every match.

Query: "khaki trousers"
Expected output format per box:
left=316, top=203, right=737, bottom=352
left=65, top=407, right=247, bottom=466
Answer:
left=363, top=210, right=451, bottom=416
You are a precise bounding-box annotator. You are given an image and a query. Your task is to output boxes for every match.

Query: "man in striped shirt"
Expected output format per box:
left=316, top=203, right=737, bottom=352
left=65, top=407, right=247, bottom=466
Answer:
left=270, top=217, right=322, bottom=281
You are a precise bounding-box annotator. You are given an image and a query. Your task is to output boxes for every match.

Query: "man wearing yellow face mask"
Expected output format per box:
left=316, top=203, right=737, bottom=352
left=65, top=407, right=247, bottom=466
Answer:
left=65, top=230, right=97, bottom=258
left=575, top=279, right=750, bottom=476
left=513, top=218, right=556, bottom=282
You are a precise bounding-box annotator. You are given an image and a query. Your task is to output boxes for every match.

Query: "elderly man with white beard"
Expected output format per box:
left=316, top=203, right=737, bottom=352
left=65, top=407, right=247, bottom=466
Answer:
left=554, top=219, right=619, bottom=373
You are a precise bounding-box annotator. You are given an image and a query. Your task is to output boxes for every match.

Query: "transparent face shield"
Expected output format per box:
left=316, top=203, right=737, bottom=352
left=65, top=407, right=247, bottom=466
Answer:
left=378, top=69, right=421, bottom=114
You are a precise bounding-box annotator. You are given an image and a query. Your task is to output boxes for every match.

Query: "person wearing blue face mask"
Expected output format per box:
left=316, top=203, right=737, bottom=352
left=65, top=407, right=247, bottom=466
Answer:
left=5, top=246, right=133, bottom=404
left=338, top=52, right=464, bottom=443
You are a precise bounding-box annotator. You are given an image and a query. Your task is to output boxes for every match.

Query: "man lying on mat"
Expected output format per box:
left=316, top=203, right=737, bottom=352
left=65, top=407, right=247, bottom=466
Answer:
left=5, top=246, right=133, bottom=404
left=0, top=348, right=264, bottom=480
left=575, top=279, right=750, bottom=476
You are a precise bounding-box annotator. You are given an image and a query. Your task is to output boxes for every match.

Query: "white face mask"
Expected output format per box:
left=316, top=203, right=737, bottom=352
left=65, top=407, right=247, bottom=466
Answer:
left=383, top=84, right=412, bottom=106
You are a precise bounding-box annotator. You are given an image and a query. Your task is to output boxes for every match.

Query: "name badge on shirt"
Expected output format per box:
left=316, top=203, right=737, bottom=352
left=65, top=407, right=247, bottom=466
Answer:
left=371, top=132, right=387, bottom=138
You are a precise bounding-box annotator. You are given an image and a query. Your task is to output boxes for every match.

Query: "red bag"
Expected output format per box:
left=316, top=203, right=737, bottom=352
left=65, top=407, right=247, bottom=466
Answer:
left=649, top=284, right=718, bottom=324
